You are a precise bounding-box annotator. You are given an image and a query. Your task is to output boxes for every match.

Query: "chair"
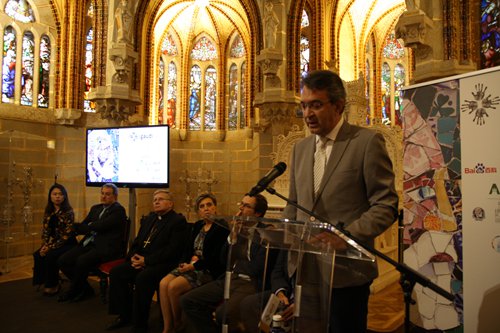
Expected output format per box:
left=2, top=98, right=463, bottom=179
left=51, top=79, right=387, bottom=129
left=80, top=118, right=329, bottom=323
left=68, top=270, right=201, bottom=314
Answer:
left=95, top=216, right=132, bottom=303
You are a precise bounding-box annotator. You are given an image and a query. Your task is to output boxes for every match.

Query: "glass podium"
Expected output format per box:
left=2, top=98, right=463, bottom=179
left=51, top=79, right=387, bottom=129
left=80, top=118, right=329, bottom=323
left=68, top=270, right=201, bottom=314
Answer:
left=213, top=215, right=375, bottom=333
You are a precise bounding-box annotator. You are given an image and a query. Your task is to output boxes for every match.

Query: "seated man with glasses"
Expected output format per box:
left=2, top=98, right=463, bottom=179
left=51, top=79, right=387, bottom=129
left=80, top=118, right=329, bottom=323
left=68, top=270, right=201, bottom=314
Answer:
left=106, top=190, right=188, bottom=333
left=180, top=193, right=278, bottom=333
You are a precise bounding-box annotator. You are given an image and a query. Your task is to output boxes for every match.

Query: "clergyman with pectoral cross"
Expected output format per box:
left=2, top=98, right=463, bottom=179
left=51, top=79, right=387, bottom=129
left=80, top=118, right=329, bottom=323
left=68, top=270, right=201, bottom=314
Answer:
left=107, top=190, right=188, bottom=333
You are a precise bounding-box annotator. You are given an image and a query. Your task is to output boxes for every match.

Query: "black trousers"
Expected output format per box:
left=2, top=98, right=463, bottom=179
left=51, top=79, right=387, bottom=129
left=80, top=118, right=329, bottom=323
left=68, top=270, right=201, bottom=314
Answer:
left=33, top=240, right=76, bottom=288
left=181, top=276, right=258, bottom=333
left=108, top=261, right=170, bottom=329
left=57, top=244, right=103, bottom=295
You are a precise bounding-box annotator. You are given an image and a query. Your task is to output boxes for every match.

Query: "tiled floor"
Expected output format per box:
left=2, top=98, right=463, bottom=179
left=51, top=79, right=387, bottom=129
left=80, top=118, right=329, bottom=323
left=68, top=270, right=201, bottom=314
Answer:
left=0, top=255, right=34, bottom=283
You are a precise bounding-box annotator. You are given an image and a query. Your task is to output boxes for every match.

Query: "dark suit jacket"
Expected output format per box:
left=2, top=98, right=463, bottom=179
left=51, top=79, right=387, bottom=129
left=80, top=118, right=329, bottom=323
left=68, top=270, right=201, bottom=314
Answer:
left=223, top=226, right=278, bottom=291
left=270, top=250, right=293, bottom=296
left=284, top=121, right=399, bottom=287
left=184, top=220, right=229, bottom=280
left=128, top=210, right=188, bottom=270
left=76, top=201, right=127, bottom=261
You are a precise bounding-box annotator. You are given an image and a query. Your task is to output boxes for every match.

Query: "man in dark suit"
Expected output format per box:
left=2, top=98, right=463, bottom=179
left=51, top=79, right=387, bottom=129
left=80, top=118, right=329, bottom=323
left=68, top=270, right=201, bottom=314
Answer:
left=180, top=193, right=277, bottom=333
left=58, top=183, right=127, bottom=302
left=284, top=70, right=399, bottom=332
left=106, top=190, right=188, bottom=333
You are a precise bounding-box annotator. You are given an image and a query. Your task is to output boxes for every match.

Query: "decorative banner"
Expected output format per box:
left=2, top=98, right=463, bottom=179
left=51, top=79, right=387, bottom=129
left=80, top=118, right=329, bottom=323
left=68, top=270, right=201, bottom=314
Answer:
left=460, top=69, right=500, bottom=333
left=402, top=67, right=500, bottom=333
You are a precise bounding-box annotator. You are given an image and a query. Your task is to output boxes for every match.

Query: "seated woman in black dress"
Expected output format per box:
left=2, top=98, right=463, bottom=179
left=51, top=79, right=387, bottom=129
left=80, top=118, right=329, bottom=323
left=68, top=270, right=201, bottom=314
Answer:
left=158, top=193, right=229, bottom=333
left=33, top=183, right=77, bottom=295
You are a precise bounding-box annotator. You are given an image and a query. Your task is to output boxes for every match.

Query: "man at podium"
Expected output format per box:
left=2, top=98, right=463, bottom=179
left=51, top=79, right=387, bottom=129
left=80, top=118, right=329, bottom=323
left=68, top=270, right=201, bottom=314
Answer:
left=284, top=70, right=399, bottom=332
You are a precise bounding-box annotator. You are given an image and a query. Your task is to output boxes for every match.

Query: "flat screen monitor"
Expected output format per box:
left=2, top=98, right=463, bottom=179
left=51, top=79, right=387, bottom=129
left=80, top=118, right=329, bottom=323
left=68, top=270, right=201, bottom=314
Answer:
left=86, top=125, right=170, bottom=188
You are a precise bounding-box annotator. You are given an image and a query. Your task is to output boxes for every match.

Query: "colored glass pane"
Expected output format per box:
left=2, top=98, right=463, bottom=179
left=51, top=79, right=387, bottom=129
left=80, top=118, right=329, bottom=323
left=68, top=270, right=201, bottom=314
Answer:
left=158, top=58, right=165, bottom=124
left=228, top=63, right=238, bottom=130
left=382, top=32, right=404, bottom=59
left=188, top=65, right=202, bottom=130
left=2, top=26, right=16, bottom=103
left=161, top=33, right=178, bottom=56
left=5, top=0, right=35, bottom=23
left=240, top=61, right=246, bottom=129
left=301, top=10, right=309, bottom=28
left=38, top=35, right=50, bottom=108
left=20, top=31, right=34, bottom=106
left=166, top=61, right=177, bottom=128
left=394, top=64, right=405, bottom=126
left=204, top=66, right=217, bottom=131
left=381, top=62, right=391, bottom=124
left=365, top=59, right=370, bottom=124
left=191, top=36, right=217, bottom=61
left=84, top=27, right=95, bottom=112
left=481, top=0, right=500, bottom=67
left=230, top=35, right=245, bottom=58
left=300, top=35, right=309, bottom=78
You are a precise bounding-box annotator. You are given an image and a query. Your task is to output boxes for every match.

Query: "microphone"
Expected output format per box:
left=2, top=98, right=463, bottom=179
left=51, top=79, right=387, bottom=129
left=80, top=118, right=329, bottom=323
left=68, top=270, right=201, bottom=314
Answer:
left=249, top=162, right=287, bottom=196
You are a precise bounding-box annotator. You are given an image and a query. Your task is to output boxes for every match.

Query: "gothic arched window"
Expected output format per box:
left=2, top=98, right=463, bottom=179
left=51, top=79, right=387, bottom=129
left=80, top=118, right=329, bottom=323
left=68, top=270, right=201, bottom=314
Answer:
left=1, top=1, right=53, bottom=108
left=2, top=26, right=16, bottom=103
left=300, top=10, right=310, bottom=78
left=227, top=33, right=246, bottom=130
left=157, top=32, right=178, bottom=127
left=38, top=35, right=51, bottom=108
left=240, top=61, right=247, bottom=129
left=21, top=31, right=35, bottom=106
left=380, top=31, right=407, bottom=126
left=188, top=36, right=218, bottom=131
left=83, top=27, right=94, bottom=112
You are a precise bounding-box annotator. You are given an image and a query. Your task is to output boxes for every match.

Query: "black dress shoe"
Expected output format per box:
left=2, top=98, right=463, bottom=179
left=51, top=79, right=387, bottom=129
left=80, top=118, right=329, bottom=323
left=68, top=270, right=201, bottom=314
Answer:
left=70, top=285, right=95, bottom=302
left=106, top=316, right=131, bottom=331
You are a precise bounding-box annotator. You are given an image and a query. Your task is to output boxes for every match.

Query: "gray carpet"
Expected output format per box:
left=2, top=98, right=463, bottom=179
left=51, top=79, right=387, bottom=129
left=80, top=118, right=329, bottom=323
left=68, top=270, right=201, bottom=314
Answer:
left=0, top=278, right=162, bottom=333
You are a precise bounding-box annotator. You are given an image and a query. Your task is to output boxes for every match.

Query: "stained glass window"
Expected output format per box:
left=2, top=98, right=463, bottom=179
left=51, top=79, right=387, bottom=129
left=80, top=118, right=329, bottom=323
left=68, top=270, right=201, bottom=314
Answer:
left=381, top=62, right=391, bottom=125
left=230, top=35, right=245, bottom=58
left=481, top=0, right=500, bottom=68
left=20, top=31, right=34, bottom=106
left=158, top=58, right=165, bottom=124
left=300, top=35, right=310, bottom=78
left=191, top=37, right=217, bottom=61
left=204, top=66, right=217, bottom=131
left=38, top=35, right=50, bottom=108
left=166, top=61, right=177, bottom=128
left=300, top=10, right=310, bottom=78
left=394, top=64, right=405, bottom=126
left=240, top=61, right=247, bottom=129
left=382, top=32, right=404, bottom=59
left=161, top=33, right=178, bottom=56
left=84, top=27, right=95, bottom=112
left=188, top=65, right=202, bottom=130
left=2, top=26, right=16, bottom=103
left=301, top=9, right=309, bottom=28
left=5, top=0, right=35, bottom=23
left=365, top=59, right=370, bottom=124
left=228, top=64, right=238, bottom=130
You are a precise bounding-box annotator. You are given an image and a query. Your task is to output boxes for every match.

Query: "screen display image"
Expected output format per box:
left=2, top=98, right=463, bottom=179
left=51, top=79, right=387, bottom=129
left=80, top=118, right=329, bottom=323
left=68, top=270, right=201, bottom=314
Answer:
left=86, top=125, right=170, bottom=188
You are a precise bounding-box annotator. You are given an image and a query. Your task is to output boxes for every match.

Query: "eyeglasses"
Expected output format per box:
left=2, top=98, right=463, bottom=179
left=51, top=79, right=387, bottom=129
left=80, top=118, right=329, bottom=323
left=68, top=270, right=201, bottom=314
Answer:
left=300, top=100, right=331, bottom=111
left=237, top=202, right=255, bottom=210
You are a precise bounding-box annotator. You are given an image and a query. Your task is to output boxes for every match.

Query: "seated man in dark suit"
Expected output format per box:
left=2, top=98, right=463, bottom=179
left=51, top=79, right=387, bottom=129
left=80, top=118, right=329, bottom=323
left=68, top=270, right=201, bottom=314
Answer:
left=58, top=183, right=127, bottom=302
left=106, top=190, right=188, bottom=333
left=180, top=193, right=277, bottom=333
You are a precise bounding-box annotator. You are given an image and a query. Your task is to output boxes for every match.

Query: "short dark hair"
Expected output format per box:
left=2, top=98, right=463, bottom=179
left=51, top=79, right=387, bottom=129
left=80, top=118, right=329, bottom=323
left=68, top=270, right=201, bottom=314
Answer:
left=301, top=70, right=346, bottom=105
left=250, top=193, right=268, bottom=217
left=195, top=193, right=217, bottom=210
left=102, top=183, right=119, bottom=196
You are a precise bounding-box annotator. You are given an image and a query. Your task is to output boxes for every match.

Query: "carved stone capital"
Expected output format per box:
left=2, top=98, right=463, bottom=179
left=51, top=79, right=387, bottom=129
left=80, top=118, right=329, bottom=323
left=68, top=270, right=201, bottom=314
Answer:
left=109, top=43, right=138, bottom=85
left=257, top=102, right=296, bottom=131
left=93, top=98, right=139, bottom=122
left=395, top=9, right=433, bottom=50
left=54, top=108, right=82, bottom=125
left=257, top=49, right=284, bottom=88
